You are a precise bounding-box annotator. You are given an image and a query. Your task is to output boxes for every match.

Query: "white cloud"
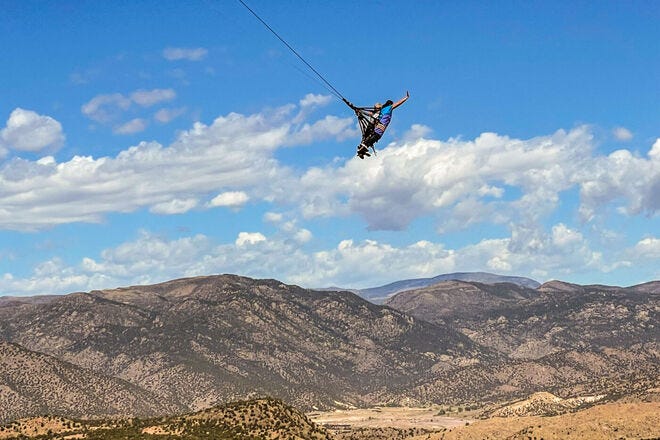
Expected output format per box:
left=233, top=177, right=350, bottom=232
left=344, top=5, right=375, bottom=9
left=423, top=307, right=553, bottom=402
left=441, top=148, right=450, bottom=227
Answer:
left=149, top=198, right=198, bottom=214
left=2, top=100, right=316, bottom=230
left=287, top=125, right=660, bottom=233
left=4, top=97, right=660, bottom=239
left=130, top=89, right=176, bottom=107
left=633, top=237, right=660, bottom=259
left=82, top=89, right=177, bottom=128
left=0, top=215, right=650, bottom=296
left=293, top=93, right=334, bottom=124
left=154, top=107, right=186, bottom=123
left=613, top=126, right=633, bottom=141
left=208, top=191, right=249, bottom=208
left=578, top=145, right=660, bottom=220
left=650, top=139, right=660, bottom=160
left=163, top=47, right=208, bottom=61
left=263, top=212, right=283, bottom=223
left=294, top=228, right=313, bottom=243
left=1, top=231, right=450, bottom=295
left=235, top=232, right=266, bottom=246
left=402, top=124, right=433, bottom=142
left=1, top=108, right=65, bottom=153
left=81, top=93, right=132, bottom=123
left=114, top=118, right=148, bottom=134
left=287, top=115, right=355, bottom=146
left=551, top=223, right=584, bottom=248
left=294, top=239, right=457, bottom=288
left=457, top=223, right=607, bottom=280
left=299, top=133, right=523, bottom=229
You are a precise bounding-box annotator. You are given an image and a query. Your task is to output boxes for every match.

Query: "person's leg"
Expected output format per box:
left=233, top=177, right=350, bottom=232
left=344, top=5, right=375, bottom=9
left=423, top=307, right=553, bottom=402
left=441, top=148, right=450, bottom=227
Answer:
left=357, top=132, right=380, bottom=158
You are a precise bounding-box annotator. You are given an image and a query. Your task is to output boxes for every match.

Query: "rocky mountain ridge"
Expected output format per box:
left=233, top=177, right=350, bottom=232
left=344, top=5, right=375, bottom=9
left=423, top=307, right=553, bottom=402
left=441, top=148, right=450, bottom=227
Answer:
left=0, top=341, right=181, bottom=424
left=0, top=275, right=491, bottom=422
left=385, top=279, right=659, bottom=405
left=385, top=279, right=659, bottom=358
left=354, top=272, right=540, bottom=302
left=0, top=274, right=657, bottom=425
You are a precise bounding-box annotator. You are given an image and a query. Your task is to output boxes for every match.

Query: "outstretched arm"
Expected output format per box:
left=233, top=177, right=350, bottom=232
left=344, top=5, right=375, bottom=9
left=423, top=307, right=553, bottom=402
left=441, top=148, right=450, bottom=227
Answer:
left=392, top=91, right=410, bottom=109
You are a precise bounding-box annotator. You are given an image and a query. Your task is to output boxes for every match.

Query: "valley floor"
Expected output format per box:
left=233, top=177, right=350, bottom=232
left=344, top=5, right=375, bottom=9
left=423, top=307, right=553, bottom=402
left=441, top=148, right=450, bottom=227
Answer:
left=308, top=406, right=473, bottom=431
left=310, top=401, right=660, bottom=440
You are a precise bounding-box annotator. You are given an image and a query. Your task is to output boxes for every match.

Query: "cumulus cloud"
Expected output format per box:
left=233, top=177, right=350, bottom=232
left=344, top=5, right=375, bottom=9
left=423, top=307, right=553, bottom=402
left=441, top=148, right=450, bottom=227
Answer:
left=0, top=97, right=351, bottom=231
left=650, top=139, right=660, bottom=160
left=208, top=191, right=249, bottom=209
left=287, top=115, right=355, bottom=146
left=298, top=238, right=456, bottom=288
left=2, top=232, right=446, bottom=295
left=1, top=108, right=65, bottom=153
left=290, top=129, right=581, bottom=230
left=3, top=96, right=660, bottom=240
left=288, top=127, right=660, bottom=232
left=633, top=237, right=660, bottom=259
left=578, top=146, right=660, bottom=220
left=0, top=212, right=648, bottom=297
left=293, top=93, right=334, bottom=124
left=163, top=47, right=208, bottom=61
left=235, top=232, right=266, bottom=246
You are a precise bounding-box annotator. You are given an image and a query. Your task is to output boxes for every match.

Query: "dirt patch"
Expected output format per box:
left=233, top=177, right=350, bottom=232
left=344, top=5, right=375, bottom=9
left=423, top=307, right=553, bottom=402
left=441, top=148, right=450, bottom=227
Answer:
left=308, top=406, right=472, bottom=431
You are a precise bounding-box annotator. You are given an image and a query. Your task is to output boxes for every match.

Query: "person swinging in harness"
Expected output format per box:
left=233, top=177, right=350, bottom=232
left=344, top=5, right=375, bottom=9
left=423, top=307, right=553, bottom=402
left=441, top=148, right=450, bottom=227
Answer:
left=344, top=91, right=409, bottom=159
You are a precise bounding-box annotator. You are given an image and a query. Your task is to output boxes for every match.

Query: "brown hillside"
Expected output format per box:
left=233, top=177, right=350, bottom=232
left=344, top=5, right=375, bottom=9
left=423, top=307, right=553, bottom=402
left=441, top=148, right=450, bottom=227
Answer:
left=420, top=401, right=660, bottom=440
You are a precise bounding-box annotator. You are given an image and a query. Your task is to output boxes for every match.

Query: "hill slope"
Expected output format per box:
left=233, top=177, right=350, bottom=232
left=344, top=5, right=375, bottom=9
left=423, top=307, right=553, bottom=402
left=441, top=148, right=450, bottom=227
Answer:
left=0, top=341, right=180, bottom=424
left=0, top=275, right=491, bottom=420
left=0, top=397, right=331, bottom=440
left=423, top=401, right=660, bottom=440
left=386, top=280, right=659, bottom=402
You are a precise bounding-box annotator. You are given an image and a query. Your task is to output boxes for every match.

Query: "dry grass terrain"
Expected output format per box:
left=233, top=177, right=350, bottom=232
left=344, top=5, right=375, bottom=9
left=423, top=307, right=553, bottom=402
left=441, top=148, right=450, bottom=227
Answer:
left=0, top=416, right=81, bottom=439
left=419, top=401, right=660, bottom=440
left=1, top=398, right=658, bottom=439
left=308, top=398, right=660, bottom=440
left=308, top=406, right=472, bottom=431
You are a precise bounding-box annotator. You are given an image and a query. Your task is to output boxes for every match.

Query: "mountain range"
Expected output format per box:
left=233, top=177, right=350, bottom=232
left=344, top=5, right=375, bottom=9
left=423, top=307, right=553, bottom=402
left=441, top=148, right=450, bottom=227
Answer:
left=340, top=272, right=540, bottom=302
left=0, top=273, right=657, bottom=425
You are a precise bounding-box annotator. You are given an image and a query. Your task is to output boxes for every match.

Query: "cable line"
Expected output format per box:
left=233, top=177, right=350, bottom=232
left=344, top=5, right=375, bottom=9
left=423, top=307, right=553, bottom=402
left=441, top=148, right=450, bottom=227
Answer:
left=237, top=0, right=346, bottom=101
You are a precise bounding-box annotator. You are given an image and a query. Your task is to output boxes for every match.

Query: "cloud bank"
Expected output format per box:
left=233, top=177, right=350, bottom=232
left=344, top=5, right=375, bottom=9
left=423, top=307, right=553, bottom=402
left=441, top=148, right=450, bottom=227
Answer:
left=1, top=95, right=658, bottom=294
left=2, top=96, right=659, bottom=232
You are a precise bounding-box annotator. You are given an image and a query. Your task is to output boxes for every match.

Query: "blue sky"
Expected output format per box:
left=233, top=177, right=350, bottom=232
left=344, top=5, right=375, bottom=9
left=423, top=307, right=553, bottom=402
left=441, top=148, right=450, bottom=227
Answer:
left=1, top=0, right=659, bottom=296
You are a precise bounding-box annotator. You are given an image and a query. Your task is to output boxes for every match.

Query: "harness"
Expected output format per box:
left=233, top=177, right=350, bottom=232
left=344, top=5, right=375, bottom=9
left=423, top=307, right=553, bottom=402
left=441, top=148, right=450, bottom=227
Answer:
left=343, top=98, right=381, bottom=155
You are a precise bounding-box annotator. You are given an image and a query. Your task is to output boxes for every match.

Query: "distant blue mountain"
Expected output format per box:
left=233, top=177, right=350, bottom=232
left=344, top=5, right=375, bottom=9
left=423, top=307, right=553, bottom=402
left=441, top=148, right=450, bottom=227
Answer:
left=355, top=272, right=540, bottom=303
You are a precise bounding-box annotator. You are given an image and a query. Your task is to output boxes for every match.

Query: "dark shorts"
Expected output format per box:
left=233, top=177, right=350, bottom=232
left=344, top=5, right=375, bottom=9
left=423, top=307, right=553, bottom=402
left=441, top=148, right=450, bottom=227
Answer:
left=363, top=131, right=382, bottom=147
